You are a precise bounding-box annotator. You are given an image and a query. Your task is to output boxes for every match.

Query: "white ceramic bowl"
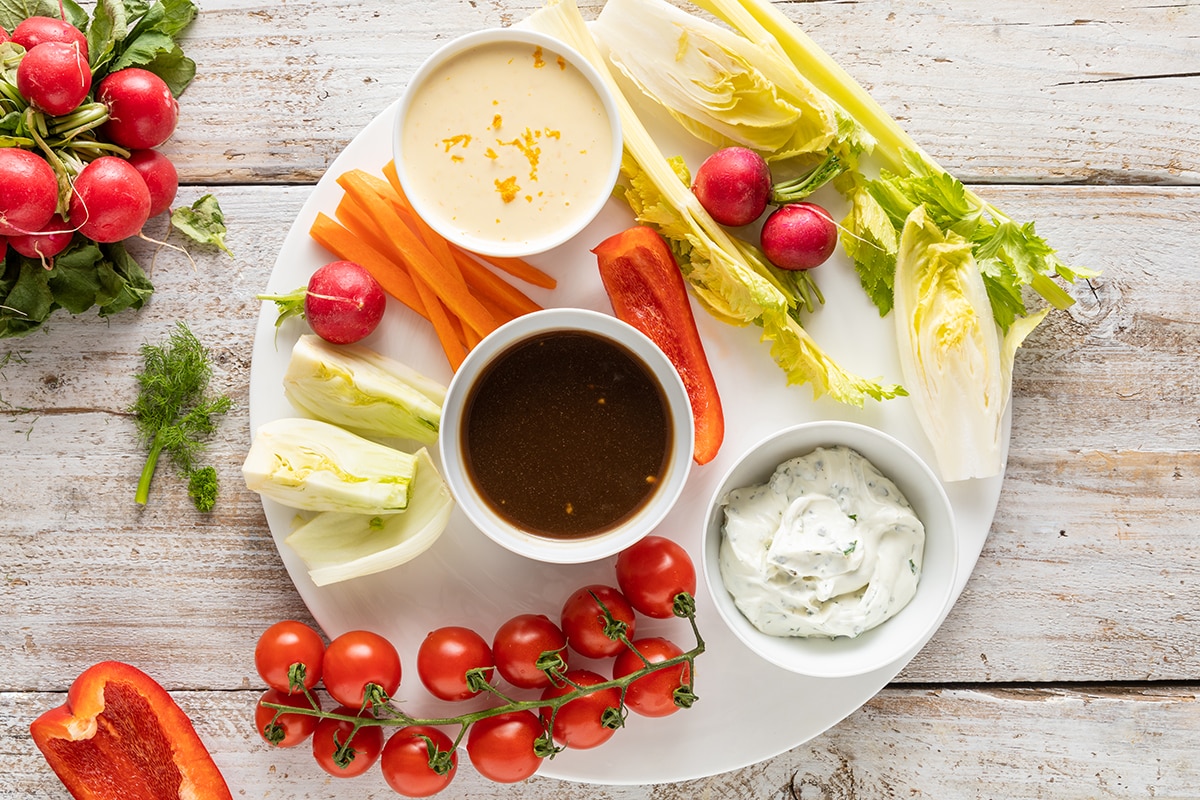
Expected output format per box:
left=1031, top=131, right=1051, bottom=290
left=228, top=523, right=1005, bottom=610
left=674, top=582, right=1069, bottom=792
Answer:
left=440, top=308, right=694, bottom=563
left=702, top=420, right=958, bottom=677
left=393, top=27, right=622, bottom=258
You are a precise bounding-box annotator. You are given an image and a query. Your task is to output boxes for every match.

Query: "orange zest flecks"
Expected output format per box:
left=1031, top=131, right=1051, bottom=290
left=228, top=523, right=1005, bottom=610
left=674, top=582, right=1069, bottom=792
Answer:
left=497, top=127, right=543, bottom=181
left=543, top=127, right=561, bottom=141
left=495, top=176, right=520, bottom=203
left=485, top=147, right=498, bottom=160
left=441, top=134, right=472, bottom=153
left=491, top=113, right=503, bottom=130
left=451, top=155, right=464, bottom=163
left=556, top=55, right=567, bottom=70
left=532, top=46, right=546, bottom=68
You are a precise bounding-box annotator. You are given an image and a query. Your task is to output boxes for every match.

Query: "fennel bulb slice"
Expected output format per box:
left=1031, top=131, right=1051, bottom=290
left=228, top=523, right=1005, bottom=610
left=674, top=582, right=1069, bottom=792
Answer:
left=285, top=449, right=453, bottom=586
left=893, top=206, right=1046, bottom=482
left=242, top=417, right=417, bottom=513
left=283, top=334, right=444, bottom=445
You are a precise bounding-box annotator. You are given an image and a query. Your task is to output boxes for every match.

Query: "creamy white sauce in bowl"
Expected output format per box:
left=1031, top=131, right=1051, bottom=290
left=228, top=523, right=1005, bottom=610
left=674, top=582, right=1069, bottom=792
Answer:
left=394, top=28, right=622, bottom=257
left=701, top=421, right=959, bottom=678
left=719, top=445, right=925, bottom=639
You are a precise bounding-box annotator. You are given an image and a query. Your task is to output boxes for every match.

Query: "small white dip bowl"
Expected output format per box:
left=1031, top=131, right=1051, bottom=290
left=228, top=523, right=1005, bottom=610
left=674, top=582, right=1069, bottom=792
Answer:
left=702, top=420, right=959, bottom=678
left=440, top=308, right=694, bottom=564
left=394, top=27, right=622, bottom=258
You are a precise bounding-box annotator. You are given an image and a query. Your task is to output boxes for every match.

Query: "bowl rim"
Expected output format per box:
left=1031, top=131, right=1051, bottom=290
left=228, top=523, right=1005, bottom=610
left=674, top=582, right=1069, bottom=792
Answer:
left=392, top=27, right=623, bottom=259
left=701, top=419, right=959, bottom=678
left=439, top=307, right=695, bottom=564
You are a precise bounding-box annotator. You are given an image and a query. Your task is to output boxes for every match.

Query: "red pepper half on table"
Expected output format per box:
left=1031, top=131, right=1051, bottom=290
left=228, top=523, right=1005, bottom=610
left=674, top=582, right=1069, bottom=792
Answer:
left=594, top=225, right=725, bottom=465
left=29, top=661, right=233, bottom=800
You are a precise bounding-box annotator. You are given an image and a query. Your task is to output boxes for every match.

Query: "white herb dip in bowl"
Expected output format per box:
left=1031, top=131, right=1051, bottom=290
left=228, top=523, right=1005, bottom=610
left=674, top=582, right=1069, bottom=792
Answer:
left=702, top=420, right=959, bottom=678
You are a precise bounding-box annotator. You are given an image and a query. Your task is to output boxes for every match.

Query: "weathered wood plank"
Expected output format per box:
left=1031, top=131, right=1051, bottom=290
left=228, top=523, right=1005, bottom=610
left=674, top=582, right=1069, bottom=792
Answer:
left=161, top=0, right=1200, bottom=185
left=4, top=686, right=1197, bottom=798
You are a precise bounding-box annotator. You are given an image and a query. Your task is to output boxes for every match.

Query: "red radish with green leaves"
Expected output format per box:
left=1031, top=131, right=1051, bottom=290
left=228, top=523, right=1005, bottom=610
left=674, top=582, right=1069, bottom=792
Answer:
left=17, top=41, right=92, bottom=116
left=260, top=260, right=387, bottom=345
left=760, top=201, right=839, bottom=270
left=9, top=214, right=73, bottom=261
left=691, top=146, right=772, bottom=227
left=127, top=149, right=179, bottom=217
left=67, top=156, right=152, bottom=243
left=11, top=16, right=87, bottom=58
left=0, top=148, right=58, bottom=237
left=97, top=68, right=180, bottom=150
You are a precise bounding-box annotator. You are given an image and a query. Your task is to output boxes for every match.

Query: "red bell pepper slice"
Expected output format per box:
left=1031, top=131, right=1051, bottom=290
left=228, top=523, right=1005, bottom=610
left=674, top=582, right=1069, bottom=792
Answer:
left=593, top=225, right=725, bottom=465
left=30, top=661, right=233, bottom=800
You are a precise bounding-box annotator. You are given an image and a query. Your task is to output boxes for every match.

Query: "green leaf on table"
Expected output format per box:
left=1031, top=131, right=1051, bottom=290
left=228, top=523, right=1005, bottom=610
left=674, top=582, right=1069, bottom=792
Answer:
left=171, top=194, right=232, bottom=255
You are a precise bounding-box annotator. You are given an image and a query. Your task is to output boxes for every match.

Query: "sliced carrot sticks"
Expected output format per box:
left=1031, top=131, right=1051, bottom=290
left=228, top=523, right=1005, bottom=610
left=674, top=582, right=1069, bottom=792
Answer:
left=308, top=162, right=558, bottom=370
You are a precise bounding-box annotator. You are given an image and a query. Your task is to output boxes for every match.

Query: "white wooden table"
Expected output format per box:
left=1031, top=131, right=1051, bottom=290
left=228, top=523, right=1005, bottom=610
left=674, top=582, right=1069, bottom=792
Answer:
left=3, top=0, right=1199, bottom=797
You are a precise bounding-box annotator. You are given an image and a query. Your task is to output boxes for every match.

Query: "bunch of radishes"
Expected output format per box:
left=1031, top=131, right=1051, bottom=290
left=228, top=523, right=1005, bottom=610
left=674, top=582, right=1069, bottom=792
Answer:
left=691, top=146, right=839, bottom=271
left=0, top=15, right=181, bottom=261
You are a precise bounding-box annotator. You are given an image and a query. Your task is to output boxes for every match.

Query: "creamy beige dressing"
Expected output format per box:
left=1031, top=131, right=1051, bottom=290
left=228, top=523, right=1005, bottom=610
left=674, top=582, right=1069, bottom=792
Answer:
left=718, top=446, right=925, bottom=639
left=400, top=40, right=613, bottom=249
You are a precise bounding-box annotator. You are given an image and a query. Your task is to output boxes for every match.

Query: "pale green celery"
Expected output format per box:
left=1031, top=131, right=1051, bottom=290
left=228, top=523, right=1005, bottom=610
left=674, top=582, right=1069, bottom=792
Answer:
left=285, top=449, right=453, bottom=586
left=242, top=417, right=417, bottom=513
left=593, top=0, right=836, bottom=161
left=693, top=0, right=1097, bottom=324
left=527, top=0, right=901, bottom=405
left=283, top=334, right=445, bottom=445
left=892, top=206, right=1047, bottom=482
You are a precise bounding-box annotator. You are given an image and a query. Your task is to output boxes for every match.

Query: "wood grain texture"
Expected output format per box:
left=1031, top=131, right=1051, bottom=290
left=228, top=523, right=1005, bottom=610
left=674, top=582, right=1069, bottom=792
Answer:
left=2, top=0, right=1199, bottom=796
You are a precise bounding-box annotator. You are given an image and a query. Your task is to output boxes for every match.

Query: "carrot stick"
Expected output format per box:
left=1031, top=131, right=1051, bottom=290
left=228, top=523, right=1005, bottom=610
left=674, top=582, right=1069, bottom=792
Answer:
left=455, top=250, right=542, bottom=318
left=412, top=272, right=467, bottom=371
left=336, top=170, right=497, bottom=339
left=309, top=212, right=428, bottom=320
left=460, top=248, right=558, bottom=290
left=381, top=160, right=557, bottom=290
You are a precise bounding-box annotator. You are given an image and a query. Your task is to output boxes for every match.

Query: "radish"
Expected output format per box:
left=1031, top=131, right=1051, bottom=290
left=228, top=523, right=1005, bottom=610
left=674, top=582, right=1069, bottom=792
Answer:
left=17, top=41, right=92, bottom=116
left=97, top=68, right=180, bottom=150
left=261, top=260, right=387, bottom=345
left=11, top=16, right=88, bottom=59
left=68, top=156, right=152, bottom=243
left=9, top=214, right=73, bottom=261
left=760, top=202, right=839, bottom=270
left=127, top=149, right=179, bottom=217
left=691, top=146, right=772, bottom=227
left=0, top=25, right=9, bottom=44
left=0, top=148, right=58, bottom=237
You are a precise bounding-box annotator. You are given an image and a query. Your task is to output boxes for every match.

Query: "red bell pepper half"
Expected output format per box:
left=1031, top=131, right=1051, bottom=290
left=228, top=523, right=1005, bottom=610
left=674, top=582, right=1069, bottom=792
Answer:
left=594, top=225, right=725, bottom=465
left=29, top=661, right=233, bottom=800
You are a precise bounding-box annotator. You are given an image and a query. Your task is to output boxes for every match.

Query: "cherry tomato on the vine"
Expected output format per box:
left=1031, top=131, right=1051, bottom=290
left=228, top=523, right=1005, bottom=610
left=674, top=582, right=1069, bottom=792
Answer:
left=560, top=584, right=636, bottom=659
left=465, top=710, right=546, bottom=783
left=612, top=637, right=691, bottom=718
left=380, top=725, right=458, bottom=797
left=416, top=626, right=494, bottom=702
left=311, top=706, right=384, bottom=778
left=254, top=688, right=322, bottom=748
left=322, top=629, right=402, bottom=708
left=254, top=620, right=325, bottom=693
left=539, top=668, right=622, bottom=749
left=492, top=613, right=569, bottom=690
left=615, top=535, right=697, bottom=619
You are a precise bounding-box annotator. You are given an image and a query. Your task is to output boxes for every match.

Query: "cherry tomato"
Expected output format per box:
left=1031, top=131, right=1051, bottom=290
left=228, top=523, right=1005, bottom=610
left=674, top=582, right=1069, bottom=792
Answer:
left=560, top=584, right=636, bottom=659
left=465, top=710, right=545, bottom=783
left=539, top=669, right=622, bottom=749
left=380, top=725, right=458, bottom=797
left=254, top=688, right=322, bottom=747
left=311, top=706, right=383, bottom=778
left=615, top=535, right=697, bottom=619
left=492, top=613, right=570, bottom=690
left=416, top=626, right=494, bottom=702
left=611, top=637, right=690, bottom=718
left=322, top=629, right=402, bottom=708
left=254, top=620, right=325, bottom=693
